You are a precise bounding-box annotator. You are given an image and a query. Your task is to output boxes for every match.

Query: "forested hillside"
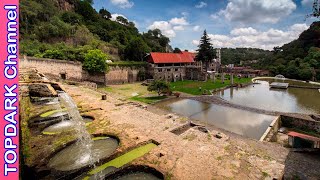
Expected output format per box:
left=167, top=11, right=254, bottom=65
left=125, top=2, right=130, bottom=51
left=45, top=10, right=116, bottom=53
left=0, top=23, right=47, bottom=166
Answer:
left=220, top=48, right=272, bottom=65
left=262, top=21, right=320, bottom=81
left=20, top=0, right=171, bottom=62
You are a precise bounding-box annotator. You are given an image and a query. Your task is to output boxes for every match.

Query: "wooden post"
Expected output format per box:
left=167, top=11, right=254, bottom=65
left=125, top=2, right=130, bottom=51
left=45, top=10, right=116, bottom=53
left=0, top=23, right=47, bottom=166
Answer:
left=221, top=73, right=225, bottom=84
left=231, top=73, right=234, bottom=85
left=102, top=94, right=107, bottom=100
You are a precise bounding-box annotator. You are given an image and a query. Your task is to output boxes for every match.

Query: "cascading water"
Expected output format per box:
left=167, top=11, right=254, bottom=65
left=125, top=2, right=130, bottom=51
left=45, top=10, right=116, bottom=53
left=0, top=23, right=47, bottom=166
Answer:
left=57, top=91, right=95, bottom=166
left=48, top=92, right=119, bottom=174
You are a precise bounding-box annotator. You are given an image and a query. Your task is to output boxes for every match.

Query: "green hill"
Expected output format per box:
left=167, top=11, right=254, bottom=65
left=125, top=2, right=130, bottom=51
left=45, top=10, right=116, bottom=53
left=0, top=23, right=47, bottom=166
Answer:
left=20, top=0, right=171, bottom=62
left=264, top=21, right=320, bottom=81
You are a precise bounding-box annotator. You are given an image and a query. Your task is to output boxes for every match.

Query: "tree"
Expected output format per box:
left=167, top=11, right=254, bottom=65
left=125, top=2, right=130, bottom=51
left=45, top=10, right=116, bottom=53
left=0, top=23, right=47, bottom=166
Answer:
left=147, top=81, right=170, bottom=96
left=195, top=30, right=215, bottom=80
left=173, top=48, right=182, bottom=53
left=124, top=37, right=151, bottom=61
left=83, top=50, right=108, bottom=73
left=61, top=11, right=82, bottom=25
left=99, top=8, right=111, bottom=19
left=116, top=16, right=129, bottom=25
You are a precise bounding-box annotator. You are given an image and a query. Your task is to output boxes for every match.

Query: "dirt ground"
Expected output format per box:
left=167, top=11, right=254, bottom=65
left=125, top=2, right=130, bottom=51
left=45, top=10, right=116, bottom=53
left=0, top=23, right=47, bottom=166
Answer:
left=64, top=84, right=290, bottom=180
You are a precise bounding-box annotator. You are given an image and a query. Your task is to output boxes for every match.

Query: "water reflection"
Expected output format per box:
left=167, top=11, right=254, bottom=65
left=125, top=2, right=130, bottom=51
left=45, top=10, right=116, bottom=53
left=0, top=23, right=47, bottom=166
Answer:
left=159, top=99, right=275, bottom=139
left=216, top=81, right=320, bottom=114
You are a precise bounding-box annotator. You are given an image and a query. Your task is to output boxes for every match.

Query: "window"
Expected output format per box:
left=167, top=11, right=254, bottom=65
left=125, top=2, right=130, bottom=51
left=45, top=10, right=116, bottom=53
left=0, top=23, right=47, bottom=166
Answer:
left=167, top=69, right=171, bottom=72
left=60, top=73, right=66, bottom=80
left=175, top=68, right=178, bottom=71
left=158, top=69, right=162, bottom=72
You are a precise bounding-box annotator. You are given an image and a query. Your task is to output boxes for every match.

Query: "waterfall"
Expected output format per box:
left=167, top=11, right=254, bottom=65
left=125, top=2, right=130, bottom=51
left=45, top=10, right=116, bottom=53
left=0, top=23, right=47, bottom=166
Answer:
left=57, top=91, right=95, bottom=167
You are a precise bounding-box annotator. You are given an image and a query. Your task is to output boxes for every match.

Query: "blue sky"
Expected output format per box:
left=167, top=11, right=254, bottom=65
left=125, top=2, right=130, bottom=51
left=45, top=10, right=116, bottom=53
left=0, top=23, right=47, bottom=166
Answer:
left=93, top=0, right=318, bottom=51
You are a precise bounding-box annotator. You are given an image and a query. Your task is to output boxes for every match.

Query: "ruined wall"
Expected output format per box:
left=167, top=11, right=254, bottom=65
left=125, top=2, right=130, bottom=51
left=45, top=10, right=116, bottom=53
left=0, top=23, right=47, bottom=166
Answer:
left=281, top=115, right=320, bottom=133
left=20, top=57, right=144, bottom=85
left=106, top=66, right=143, bottom=84
left=20, top=56, right=83, bottom=81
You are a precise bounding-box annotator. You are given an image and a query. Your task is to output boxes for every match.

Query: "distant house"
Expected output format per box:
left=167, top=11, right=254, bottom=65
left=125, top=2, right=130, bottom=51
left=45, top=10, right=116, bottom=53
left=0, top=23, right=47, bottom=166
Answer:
left=146, top=51, right=220, bottom=81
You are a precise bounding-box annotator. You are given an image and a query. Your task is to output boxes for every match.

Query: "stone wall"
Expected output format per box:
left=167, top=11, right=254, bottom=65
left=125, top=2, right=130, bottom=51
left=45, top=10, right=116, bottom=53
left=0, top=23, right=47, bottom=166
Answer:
left=20, top=56, right=144, bottom=85
left=106, top=66, right=143, bottom=84
left=281, top=115, right=320, bottom=133
left=260, top=116, right=281, bottom=142
left=20, top=56, right=83, bottom=81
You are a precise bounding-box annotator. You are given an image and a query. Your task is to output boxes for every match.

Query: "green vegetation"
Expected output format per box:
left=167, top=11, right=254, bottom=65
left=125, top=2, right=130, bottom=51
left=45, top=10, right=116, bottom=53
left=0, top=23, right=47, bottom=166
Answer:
left=259, top=22, right=320, bottom=81
left=170, top=78, right=251, bottom=95
left=147, top=80, right=170, bottom=96
left=88, top=143, right=157, bottom=175
left=20, top=0, right=171, bottom=63
left=83, top=49, right=108, bottom=73
left=130, top=95, right=167, bottom=104
left=221, top=48, right=271, bottom=66
left=40, top=108, right=66, bottom=118
left=195, top=30, right=215, bottom=75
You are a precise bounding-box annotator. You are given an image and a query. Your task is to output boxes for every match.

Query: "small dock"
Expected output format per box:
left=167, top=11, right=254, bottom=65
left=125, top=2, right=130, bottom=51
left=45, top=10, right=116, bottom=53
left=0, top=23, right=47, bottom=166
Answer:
left=270, top=82, right=289, bottom=89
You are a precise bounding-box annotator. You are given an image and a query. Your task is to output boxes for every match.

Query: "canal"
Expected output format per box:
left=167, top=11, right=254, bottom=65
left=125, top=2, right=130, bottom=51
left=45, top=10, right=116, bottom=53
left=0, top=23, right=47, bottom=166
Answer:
left=156, top=98, right=276, bottom=140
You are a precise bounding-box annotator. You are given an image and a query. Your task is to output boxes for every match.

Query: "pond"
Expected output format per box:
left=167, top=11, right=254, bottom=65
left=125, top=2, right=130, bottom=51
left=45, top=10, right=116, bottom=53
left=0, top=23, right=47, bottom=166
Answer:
left=157, top=99, right=276, bottom=140
left=216, top=81, right=320, bottom=114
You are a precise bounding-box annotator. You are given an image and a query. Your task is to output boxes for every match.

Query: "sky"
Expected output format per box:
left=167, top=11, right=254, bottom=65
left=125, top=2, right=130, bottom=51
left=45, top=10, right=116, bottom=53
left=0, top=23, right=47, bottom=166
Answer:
left=93, top=0, right=319, bottom=51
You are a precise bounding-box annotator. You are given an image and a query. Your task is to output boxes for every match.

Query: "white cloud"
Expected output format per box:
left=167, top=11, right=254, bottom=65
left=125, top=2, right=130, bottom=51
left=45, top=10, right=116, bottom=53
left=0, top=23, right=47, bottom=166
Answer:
left=210, top=14, right=220, bottom=20
left=110, top=0, right=134, bottom=9
left=193, top=25, right=201, bottom=32
left=302, top=0, right=313, bottom=6
left=110, top=14, right=127, bottom=21
left=148, top=21, right=175, bottom=37
left=230, top=27, right=259, bottom=36
left=218, top=0, right=297, bottom=24
left=173, top=26, right=185, bottom=31
left=169, top=17, right=189, bottom=25
left=198, top=23, right=309, bottom=50
left=195, top=1, right=207, bottom=8
left=192, top=40, right=200, bottom=45
left=147, top=17, right=189, bottom=37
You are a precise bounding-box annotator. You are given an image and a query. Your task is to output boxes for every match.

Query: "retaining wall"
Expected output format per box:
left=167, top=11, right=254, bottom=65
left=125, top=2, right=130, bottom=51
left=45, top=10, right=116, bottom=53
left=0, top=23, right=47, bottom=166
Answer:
left=281, top=115, right=320, bottom=133
left=20, top=56, right=145, bottom=85
left=260, top=116, right=281, bottom=142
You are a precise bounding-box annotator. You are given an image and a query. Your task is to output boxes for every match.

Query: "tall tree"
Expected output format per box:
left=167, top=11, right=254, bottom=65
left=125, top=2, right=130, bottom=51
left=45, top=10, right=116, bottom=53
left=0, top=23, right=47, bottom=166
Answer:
left=195, top=30, right=215, bottom=77
left=99, top=8, right=111, bottom=19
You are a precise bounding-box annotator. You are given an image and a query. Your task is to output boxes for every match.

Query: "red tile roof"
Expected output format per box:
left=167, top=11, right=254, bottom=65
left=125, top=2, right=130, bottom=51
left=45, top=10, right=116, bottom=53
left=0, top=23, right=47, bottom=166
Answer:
left=148, top=51, right=196, bottom=64
left=288, top=131, right=320, bottom=142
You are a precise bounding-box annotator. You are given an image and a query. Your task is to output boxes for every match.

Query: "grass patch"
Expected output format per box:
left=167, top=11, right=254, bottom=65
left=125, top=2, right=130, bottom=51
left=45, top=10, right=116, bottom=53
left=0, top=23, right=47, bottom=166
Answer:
left=99, top=83, right=157, bottom=98
left=40, top=108, right=67, bottom=118
left=88, top=143, right=157, bottom=175
left=262, top=171, right=269, bottom=177
left=170, top=78, right=251, bottom=95
left=42, top=132, right=59, bottom=135
left=130, top=95, right=167, bottom=104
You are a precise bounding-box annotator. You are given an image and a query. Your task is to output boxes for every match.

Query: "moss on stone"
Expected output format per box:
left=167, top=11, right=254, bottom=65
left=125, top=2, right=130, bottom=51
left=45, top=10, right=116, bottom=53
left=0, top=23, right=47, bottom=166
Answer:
left=40, top=108, right=67, bottom=118
left=88, top=143, right=157, bottom=175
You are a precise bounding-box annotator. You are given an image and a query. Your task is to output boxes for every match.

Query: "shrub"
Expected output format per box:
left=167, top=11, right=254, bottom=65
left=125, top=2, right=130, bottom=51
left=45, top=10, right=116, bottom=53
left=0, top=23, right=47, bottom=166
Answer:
left=83, top=49, right=108, bottom=73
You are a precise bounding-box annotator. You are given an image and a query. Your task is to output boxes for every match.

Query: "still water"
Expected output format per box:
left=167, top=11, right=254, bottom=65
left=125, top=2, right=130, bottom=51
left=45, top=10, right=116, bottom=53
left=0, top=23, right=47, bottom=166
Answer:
left=157, top=99, right=275, bottom=139
left=216, top=81, right=320, bottom=114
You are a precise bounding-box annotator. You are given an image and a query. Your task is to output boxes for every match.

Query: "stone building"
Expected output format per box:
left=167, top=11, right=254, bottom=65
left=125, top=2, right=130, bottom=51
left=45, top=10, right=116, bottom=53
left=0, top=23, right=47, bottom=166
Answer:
left=147, top=51, right=220, bottom=82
